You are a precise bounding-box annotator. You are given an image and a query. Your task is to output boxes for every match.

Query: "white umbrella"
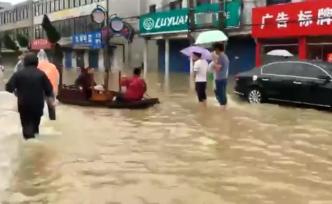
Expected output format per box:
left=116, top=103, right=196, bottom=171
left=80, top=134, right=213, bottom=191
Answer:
left=195, top=30, right=228, bottom=45
left=267, top=49, right=294, bottom=57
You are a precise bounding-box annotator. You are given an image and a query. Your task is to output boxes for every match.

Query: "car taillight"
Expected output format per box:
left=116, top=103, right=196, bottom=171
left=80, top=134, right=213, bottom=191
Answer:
left=235, top=75, right=240, bottom=81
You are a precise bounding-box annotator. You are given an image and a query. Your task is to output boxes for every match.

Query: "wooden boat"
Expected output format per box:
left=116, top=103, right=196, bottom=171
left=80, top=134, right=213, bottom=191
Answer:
left=58, top=85, right=159, bottom=109
left=107, top=98, right=159, bottom=109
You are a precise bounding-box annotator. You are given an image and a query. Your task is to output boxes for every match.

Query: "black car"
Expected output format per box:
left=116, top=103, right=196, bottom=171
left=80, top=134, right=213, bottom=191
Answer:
left=234, top=60, right=332, bottom=108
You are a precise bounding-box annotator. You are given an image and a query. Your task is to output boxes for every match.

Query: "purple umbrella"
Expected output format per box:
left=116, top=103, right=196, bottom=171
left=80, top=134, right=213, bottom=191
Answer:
left=180, top=46, right=212, bottom=60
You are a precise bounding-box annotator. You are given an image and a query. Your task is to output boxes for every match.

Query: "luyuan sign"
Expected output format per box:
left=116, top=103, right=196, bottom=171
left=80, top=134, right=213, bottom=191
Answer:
left=141, top=9, right=189, bottom=34
left=140, top=1, right=241, bottom=36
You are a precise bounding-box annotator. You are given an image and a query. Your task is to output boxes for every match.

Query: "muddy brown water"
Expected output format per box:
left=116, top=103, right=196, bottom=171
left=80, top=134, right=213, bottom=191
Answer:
left=1, top=69, right=332, bottom=204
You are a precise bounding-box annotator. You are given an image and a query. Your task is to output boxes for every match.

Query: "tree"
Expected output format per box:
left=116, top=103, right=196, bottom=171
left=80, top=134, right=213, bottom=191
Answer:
left=16, top=33, right=29, bottom=48
left=3, top=34, right=19, bottom=51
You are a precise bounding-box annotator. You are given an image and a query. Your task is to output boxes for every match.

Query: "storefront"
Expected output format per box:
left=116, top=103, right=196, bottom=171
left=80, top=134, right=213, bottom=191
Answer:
left=139, top=1, right=241, bottom=76
left=252, top=0, right=332, bottom=66
left=68, top=31, right=103, bottom=69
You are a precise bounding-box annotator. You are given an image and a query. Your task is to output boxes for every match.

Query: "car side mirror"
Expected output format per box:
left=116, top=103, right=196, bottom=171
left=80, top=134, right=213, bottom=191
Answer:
left=318, top=75, right=331, bottom=82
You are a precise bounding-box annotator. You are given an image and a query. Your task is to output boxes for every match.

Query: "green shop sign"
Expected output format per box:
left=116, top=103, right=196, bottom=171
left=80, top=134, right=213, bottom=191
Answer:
left=139, top=1, right=241, bottom=36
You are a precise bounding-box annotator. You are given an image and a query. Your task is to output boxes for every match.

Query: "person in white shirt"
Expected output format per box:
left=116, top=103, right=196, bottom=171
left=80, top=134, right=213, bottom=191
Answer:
left=193, top=52, right=209, bottom=106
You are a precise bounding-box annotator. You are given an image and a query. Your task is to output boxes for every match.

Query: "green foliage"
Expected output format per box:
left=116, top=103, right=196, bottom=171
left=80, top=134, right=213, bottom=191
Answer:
left=3, top=34, right=18, bottom=51
left=42, top=15, right=61, bottom=43
left=16, top=33, right=29, bottom=48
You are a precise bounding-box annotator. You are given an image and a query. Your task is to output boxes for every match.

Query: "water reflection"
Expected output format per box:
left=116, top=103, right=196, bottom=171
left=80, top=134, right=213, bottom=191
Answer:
left=1, top=69, right=332, bottom=203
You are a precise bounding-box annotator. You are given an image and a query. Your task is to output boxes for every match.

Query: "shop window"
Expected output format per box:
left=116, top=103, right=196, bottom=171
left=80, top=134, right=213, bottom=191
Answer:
left=60, top=0, right=64, bottom=10
left=34, top=4, right=39, bottom=16
left=22, top=7, right=25, bottom=19
left=262, top=41, right=298, bottom=64
left=169, top=2, right=176, bottom=10
left=10, top=11, right=12, bottom=22
left=21, top=7, right=25, bottom=19
left=3, top=12, right=6, bottom=24
left=54, top=0, right=59, bottom=11
left=62, top=20, right=70, bottom=37
left=10, top=11, right=13, bottom=23
left=47, top=1, right=51, bottom=13
left=266, top=0, right=291, bottom=6
left=80, top=0, right=86, bottom=6
left=74, top=0, right=80, bottom=7
left=0, top=13, right=3, bottom=25
left=13, top=9, right=17, bottom=22
left=68, top=0, right=73, bottom=8
left=196, top=0, right=210, bottom=6
left=69, top=20, right=74, bottom=36
left=149, top=5, right=156, bottom=13
left=51, top=0, right=55, bottom=12
left=41, top=2, right=45, bottom=14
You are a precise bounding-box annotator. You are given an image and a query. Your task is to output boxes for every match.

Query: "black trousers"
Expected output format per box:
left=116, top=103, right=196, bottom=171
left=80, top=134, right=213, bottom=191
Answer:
left=19, top=112, right=41, bottom=140
left=195, top=82, right=207, bottom=102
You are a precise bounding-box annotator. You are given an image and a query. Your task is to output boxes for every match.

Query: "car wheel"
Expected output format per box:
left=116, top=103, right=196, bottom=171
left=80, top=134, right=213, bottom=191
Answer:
left=247, top=88, right=263, bottom=104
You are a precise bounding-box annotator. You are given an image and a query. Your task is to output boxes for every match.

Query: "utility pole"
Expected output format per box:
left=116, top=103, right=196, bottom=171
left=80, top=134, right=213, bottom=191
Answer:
left=218, top=0, right=225, bottom=31
left=104, top=0, right=111, bottom=90
left=188, top=0, right=195, bottom=90
left=187, top=0, right=195, bottom=44
left=29, top=0, right=35, bottom=42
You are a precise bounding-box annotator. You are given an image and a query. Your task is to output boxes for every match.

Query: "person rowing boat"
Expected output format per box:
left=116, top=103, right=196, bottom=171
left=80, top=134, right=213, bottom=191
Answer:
left=116, top=68, right=147, bottom=103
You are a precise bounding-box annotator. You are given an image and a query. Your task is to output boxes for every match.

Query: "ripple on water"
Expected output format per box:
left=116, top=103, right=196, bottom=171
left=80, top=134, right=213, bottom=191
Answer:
left=2, top=71, right=332, bottom=203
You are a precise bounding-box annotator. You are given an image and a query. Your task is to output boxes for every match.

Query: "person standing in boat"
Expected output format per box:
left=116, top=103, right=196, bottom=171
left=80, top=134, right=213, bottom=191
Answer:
left=75, top=67, right=96, bottom=99
left=117, top=68, right=147, bottom=102
left=5, top=52, right=54, bottom=140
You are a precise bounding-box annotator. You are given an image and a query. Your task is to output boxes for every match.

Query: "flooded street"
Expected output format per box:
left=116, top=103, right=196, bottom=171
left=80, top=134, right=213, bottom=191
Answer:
left=1, top=69, right=332, bottom=204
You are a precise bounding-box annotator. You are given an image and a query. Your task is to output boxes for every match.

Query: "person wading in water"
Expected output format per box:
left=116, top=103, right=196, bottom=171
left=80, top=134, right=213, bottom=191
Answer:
left=6, top=52, right=54, bottom=140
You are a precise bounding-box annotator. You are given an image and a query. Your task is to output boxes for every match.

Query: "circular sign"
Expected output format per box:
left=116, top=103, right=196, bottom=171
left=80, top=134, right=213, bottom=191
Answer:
left=110, top=17, right=124, bottom=32
left=143, top=18, right=155, bottom=31
left=91, top=8, right=106, bottom=24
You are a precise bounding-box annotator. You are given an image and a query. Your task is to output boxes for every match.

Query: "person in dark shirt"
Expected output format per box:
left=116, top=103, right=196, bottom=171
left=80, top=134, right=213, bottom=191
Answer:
left=6, top=52, right=54, bottom=140
left=75, top=67, right=96, bottom=99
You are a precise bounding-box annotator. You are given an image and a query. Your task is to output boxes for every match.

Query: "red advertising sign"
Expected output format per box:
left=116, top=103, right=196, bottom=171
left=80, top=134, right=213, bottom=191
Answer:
left=252, top=0, right=332, bottom=38
left=30, top=39, right=53, bottom=50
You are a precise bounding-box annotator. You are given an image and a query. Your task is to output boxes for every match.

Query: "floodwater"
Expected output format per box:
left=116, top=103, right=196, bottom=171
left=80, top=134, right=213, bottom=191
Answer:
left=1, top=68, right=332, bottom=204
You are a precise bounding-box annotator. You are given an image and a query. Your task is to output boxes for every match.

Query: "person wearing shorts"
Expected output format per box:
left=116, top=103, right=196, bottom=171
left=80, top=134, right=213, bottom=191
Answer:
left=193, top=52, right=208, bottom=106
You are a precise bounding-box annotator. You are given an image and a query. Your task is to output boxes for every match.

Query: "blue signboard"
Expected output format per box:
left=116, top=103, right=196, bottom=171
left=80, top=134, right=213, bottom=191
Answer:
left=72, top=31, right=102, bottom=49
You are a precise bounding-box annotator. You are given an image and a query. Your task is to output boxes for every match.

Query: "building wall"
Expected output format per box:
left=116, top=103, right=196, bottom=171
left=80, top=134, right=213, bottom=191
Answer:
left=109, top=0, right=140, bottom=17
left=0, top=2, right=11, bottom=10
left=0, top=19, right=31, bottom=32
